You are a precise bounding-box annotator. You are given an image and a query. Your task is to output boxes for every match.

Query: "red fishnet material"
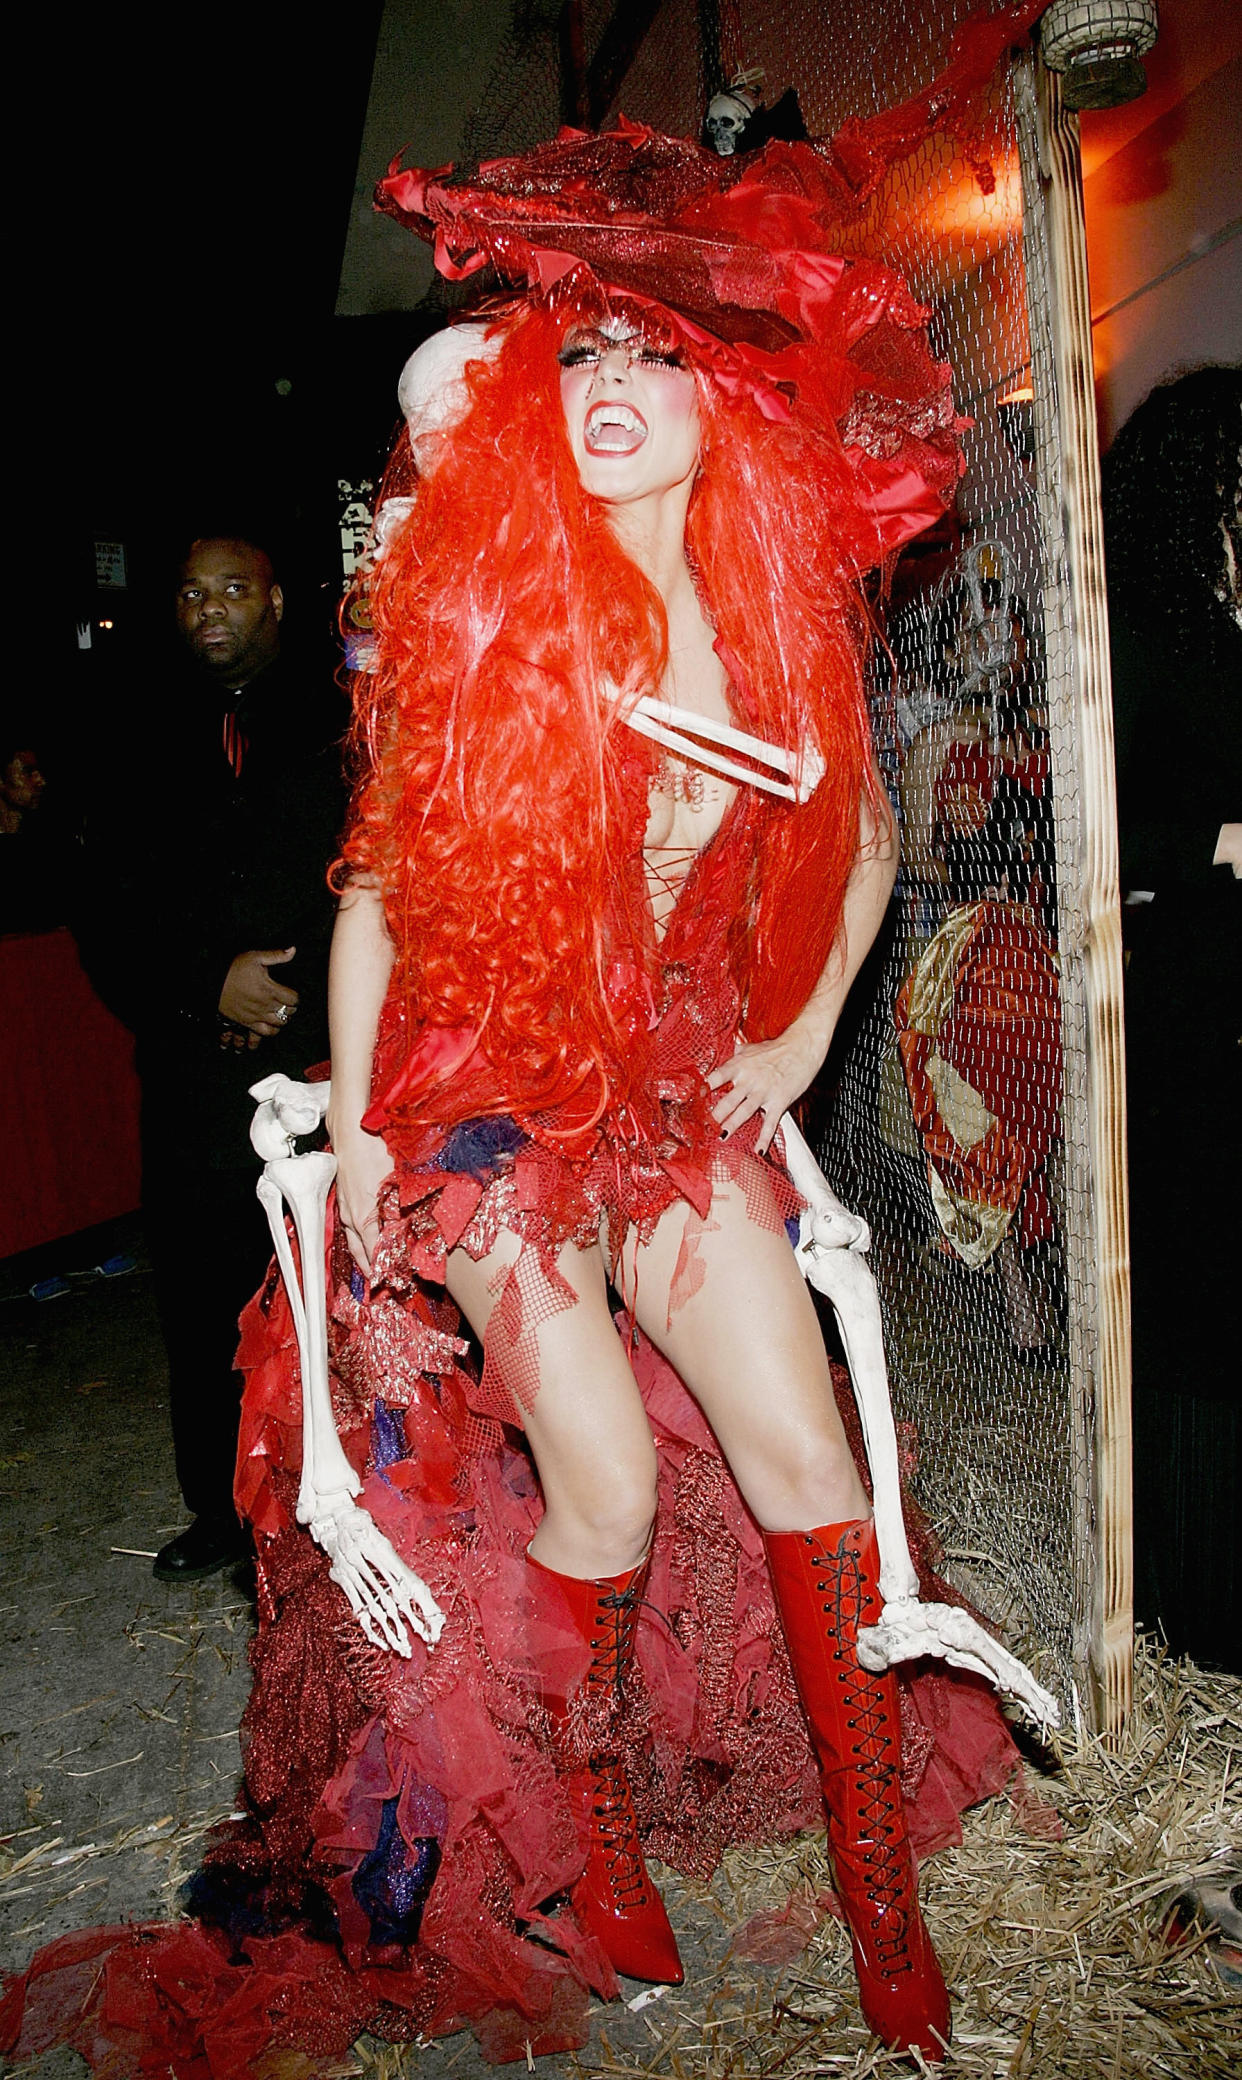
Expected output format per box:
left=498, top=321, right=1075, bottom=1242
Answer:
left=482, top=1246, right=580, bottom=1420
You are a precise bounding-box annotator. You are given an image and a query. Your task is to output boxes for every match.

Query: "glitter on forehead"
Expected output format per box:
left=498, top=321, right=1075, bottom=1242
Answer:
left=553, top=286, right=689, bottom=369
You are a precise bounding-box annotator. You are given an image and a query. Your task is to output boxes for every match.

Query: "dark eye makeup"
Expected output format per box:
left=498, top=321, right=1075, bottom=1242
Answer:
left=557, top=333, right=686, bottom=372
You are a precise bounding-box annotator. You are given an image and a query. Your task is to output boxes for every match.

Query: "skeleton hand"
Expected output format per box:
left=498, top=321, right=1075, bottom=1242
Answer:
left=308, top=1493, right=446, bottom=1657
left=253, top=1084, right=445, bottom=1661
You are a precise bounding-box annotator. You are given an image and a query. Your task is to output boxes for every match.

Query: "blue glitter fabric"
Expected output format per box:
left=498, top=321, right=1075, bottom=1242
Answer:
left=436, top=1114, right=528, bottom=1182
left=371, top=1400, right=409, bottom=1473
left=351, top=1797, right=443, bottom=1947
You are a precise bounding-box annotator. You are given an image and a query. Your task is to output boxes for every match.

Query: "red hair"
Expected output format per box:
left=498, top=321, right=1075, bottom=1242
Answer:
left=343, top=295, right=876, bottom=1121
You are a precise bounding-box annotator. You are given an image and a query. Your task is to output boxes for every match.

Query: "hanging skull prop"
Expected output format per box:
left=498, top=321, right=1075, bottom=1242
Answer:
left=397, top=322, right=501, bottom=464
left=705, top=87, right=759, bottom=156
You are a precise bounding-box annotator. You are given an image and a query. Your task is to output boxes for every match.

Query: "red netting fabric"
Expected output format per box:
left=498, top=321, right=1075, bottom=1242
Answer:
left=362, top=784, right=803, bottom=1426
left=1, top=685, right=1029, bottom=2080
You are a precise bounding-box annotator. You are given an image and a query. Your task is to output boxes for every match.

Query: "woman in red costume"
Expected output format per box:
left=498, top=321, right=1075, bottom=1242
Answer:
left=335, top=301, right=919, bottom=2010
left=319, top=121, right=994, bottom=2063
left=2, top=118, right=1032, bottom=2080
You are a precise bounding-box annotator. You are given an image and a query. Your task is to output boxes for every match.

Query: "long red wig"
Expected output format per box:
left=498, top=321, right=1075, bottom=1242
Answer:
left=343, top=290, right=878, bottom=1122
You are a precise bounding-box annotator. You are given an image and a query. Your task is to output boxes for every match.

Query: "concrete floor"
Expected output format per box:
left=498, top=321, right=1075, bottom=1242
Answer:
left=0, top=1217, right=759, bottom=2079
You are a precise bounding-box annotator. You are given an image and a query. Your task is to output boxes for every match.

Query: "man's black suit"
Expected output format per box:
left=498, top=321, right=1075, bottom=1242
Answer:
left=81, top=649, right=346, bottom=1520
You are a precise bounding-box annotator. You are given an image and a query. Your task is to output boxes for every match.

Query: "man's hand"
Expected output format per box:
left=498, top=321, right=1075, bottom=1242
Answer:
left=219, top=946, right=299, bottom=1045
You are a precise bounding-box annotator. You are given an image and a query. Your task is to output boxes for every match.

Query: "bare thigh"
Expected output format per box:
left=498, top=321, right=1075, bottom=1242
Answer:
left=445, top=1230, right=657, bottom=1578
left=615, top=1168, right=869, bottom=1533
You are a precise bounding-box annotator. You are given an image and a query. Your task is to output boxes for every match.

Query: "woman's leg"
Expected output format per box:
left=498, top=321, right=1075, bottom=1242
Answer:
left=618, top=1169, right=949, bottom=2057
left=616, top=1168, right=868, bottom=1532
left=445, top=1229, right=657, bottom=1574
left=444, top=1227, right=681, bottom=1983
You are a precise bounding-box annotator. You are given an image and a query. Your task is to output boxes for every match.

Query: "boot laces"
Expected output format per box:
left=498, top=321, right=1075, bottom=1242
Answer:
left=588, top=1754, right=652, bottom=1911
left=813, top=1543, right=916, bottom=1969
left=587, top=1580, right=642, bottom=1694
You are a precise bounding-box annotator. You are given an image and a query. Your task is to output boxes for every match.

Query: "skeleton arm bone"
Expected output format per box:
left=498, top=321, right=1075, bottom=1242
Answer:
left=779, top=1111, right=1060, bottom=1728
left=613, top=691, right=826, bottom=803
left=250, top=1074, right=445, bottom=1655
left=780, top=1115, right=919, bottom=1611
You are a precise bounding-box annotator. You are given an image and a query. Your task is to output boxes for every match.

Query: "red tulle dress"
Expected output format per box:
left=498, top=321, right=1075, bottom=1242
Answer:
left=1, top=786, right=1021, bottom=2078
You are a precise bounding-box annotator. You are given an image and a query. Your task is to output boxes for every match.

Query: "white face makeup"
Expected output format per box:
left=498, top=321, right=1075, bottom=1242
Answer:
left=559, top=318, right=701, bottom=508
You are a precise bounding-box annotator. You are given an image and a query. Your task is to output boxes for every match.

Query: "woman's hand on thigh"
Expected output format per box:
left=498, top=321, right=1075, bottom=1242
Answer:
left=333, top=1127, right=395, bottom=1276
left=706, top=1025, right=823, bottom=1152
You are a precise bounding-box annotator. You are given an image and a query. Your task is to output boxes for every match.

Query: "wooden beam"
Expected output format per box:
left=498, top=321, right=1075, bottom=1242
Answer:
left=1016, top=55, right=1133, bottom=1743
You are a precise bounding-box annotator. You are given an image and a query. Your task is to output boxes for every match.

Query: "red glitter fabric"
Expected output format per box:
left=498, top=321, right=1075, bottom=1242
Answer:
left=3, top=18, right=1062, bottom=2065
left=0, top=1307, right=1018, bottom=2075
left=365, top=785, right=800, bottom=1421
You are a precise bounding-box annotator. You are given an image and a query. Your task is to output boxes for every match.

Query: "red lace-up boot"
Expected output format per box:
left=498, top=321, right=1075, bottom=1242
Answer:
left=528, top=1551, right=684, bottom=1985
left=764, top=1518, right=950, bottom=2061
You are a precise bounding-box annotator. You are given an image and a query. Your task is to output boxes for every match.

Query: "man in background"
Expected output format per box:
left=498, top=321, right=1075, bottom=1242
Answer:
left=80, top=536, right=346, bottom=1581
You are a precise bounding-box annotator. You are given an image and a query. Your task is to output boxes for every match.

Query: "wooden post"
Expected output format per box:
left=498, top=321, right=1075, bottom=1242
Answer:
left=1015, top=55, right=1133, bottom=1741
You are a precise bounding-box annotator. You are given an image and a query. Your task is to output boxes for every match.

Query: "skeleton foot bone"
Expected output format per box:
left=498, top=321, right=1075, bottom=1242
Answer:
left=250, top=1073, right=445, bottom=1655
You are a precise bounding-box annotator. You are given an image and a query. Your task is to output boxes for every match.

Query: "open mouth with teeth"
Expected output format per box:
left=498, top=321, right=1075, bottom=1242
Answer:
left=584, top=401, right=648, bottom=455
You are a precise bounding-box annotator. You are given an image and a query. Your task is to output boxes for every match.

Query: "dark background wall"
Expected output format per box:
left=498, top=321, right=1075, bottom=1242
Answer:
left=65, top=4, right=388, bottom=640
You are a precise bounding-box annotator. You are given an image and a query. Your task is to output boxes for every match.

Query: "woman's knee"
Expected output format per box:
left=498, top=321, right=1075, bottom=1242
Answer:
left=727, top=1421, right=866, bottom=1534
left=534, top=1457, right=656, bottom=1575
left=524, top=1358, right=659, bottom=1570
left=542, top=1443, right=658, bottom=1552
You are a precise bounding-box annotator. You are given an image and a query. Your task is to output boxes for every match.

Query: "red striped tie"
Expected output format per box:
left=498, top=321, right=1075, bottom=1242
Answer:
left=222, top=709, right=246, bottom=776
